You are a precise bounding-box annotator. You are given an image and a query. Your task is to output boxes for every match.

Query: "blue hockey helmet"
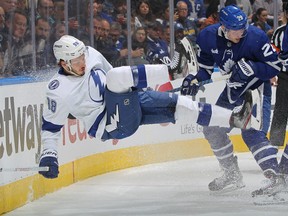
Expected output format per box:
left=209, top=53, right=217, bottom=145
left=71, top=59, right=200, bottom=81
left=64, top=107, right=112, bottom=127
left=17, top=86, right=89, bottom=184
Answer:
left=219, top=5, right=248, bottom=31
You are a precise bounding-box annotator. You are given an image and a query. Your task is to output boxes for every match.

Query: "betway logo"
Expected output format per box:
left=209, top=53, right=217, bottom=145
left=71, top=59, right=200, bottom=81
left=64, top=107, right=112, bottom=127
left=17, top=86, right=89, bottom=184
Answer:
left=0, top=97, right=43, bottom=159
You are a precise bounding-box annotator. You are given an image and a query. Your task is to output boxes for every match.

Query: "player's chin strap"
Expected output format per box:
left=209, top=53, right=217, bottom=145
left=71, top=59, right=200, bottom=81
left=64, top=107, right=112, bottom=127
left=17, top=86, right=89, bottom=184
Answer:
left=64, top=61, right=81, bottom=77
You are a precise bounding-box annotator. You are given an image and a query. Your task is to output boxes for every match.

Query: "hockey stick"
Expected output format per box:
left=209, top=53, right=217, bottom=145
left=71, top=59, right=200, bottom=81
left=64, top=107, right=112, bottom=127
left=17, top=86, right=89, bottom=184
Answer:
left=0, top=166, right=49, bottom=172
left=168, top=73, right=232, bottom=93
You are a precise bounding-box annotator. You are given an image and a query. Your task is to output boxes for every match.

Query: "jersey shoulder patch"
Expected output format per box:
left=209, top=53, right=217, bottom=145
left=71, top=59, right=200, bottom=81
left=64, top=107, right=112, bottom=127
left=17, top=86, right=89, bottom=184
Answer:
left=48, top=79, right=60, bottom=90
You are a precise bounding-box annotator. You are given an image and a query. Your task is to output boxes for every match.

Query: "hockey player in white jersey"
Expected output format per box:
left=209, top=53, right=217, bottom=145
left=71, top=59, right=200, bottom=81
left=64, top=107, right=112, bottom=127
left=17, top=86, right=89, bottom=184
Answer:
left=39, top=35, right=254, bottom=179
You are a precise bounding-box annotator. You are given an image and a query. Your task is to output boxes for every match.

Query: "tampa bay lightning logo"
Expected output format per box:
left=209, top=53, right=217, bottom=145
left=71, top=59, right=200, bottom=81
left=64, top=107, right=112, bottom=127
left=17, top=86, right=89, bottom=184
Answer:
left=48, top=80, right=59, bottom=90
left=88, top=68, right=106, bottom=103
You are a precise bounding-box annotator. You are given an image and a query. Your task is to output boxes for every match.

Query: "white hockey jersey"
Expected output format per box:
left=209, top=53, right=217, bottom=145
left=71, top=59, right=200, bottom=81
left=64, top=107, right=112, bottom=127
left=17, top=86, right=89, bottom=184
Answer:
left=41, top=46, right=113, bottom=150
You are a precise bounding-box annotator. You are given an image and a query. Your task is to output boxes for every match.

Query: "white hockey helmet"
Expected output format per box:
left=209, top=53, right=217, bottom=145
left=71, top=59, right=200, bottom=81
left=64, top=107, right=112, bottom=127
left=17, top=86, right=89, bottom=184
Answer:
left=53, top=35, right=86, bottom=62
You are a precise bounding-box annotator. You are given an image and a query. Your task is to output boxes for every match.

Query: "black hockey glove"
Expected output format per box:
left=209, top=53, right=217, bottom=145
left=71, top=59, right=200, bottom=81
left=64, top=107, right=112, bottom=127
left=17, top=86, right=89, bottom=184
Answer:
left=181, top=74, right=199, bottom=96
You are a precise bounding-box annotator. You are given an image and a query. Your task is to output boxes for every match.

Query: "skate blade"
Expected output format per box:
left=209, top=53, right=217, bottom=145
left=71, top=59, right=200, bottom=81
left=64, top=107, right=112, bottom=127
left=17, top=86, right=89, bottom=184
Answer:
left=253, top=192, right=288, bottom=205
left=210, top=182, right=245, bottom=195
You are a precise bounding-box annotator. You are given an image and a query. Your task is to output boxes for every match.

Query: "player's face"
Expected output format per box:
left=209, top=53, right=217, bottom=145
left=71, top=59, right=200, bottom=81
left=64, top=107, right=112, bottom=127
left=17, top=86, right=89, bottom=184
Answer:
left=70, top=54, right=86, bottom=76
left=223, top=27, right=245, bottom=43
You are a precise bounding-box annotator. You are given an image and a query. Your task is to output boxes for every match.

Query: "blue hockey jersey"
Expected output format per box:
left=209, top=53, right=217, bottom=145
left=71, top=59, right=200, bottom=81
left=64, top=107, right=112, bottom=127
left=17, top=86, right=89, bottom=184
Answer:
left=195, top=23, right=281, bottom=89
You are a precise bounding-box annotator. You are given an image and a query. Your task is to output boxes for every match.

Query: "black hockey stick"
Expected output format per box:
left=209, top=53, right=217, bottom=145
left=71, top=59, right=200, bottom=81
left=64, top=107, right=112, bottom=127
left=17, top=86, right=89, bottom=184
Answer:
left=168, top=73, right=231, bottom=93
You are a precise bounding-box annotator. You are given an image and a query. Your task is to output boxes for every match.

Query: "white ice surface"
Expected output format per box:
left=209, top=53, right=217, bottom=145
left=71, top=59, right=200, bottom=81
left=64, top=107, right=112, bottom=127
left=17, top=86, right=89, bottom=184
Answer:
left=5, top=152, right=288, bottom=216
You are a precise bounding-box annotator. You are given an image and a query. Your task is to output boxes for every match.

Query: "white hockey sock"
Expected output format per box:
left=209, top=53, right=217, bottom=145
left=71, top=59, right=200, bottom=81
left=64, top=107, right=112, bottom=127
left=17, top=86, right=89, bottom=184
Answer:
left=106, top=65, right=170, bottom=93
left=175, top=96, right=232, bottom=127
left=142, top=64, right=170, bottom=88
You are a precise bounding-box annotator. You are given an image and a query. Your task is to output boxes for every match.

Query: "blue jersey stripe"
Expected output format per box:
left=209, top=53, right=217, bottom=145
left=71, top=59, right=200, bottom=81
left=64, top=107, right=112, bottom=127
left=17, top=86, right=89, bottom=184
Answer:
left=42, top=117, right=63, bottom=133
left=196, top=103, right=212, bottom=126
left=88, top=108, right=106, bottom=137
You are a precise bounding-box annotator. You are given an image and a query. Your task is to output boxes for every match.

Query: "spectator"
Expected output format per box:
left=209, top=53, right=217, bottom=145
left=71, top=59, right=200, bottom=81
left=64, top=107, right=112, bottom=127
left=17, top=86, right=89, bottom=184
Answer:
left=2, top=10, right=28, bottom=76
left=76, top=0, right=113, bottom=38
left=121, top=26, right=149, bottom=66
left=107, top=21, right=127, bottom=66
left=251, top=7, right=274, bottom=38
left=51, top=21, right=66, bottom=43
left=156, top=3, right=178, bottom=29
left=96, top=18, right=116, bottom=64
left=174, top=0, right=206, bottom=21
left=36, top=0, right=55, bottom=26
left=162, top=25, right=170, bottom=46
left=133, top=0, right=155, bottom=29
left=100, top=18, right=110, bottom=40
left=14, top=17, right=53, bottom=74
left=87, top=0, right=113, bottom=24
left=17, top=0, right=30, bottom=14
left=233, top=0, right=253, bottom=19
left=175, top=1, right=199, bottom=47
left=53, top=0, right=65, bottom=22
left=146, top=22, right=169, bottom=64
left=0, top=0, right=17, bottom=14
left=93, top=16, right=104, bottom=42
left=252, top=0, right=282, bottom=25
left=111, top=0, right=127, bottom=29
left=199, top=0, right=220, bottom=31
left=109, top=21, right=124, bottom=51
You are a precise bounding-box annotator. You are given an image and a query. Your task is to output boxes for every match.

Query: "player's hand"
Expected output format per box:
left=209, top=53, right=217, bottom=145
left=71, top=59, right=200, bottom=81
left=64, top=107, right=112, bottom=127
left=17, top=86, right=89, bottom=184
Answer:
left=39, top=149, right=59, bottom=179
left=181, top=74, right=199, bottom=96
left=229, top=58, right=256, bottom=87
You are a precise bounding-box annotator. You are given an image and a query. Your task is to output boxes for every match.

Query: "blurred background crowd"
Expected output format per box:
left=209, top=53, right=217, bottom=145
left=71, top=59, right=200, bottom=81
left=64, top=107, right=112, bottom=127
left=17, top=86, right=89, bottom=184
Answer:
left=0, top=0, right=286, bottom=78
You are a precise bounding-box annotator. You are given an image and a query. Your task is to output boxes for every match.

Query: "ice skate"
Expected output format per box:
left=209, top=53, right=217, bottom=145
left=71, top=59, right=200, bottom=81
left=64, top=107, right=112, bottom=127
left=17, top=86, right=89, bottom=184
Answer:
left=251, top=171, right=287, bottom=198
left=209, top=156, right=245, bottom=193
left=229, top=90, right=253, bottom=130
left=252, top=172, right=288, bottom=205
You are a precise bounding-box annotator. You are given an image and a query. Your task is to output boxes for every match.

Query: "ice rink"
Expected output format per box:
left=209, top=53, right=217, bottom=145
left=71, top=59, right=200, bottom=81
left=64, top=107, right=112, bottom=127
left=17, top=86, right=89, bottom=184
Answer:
left=5, top=152, right=287, bottom=216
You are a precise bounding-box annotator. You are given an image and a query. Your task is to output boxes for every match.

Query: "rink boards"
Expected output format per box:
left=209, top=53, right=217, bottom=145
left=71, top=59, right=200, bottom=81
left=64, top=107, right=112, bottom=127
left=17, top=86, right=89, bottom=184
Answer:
left=0, top=75, right=282, bottom=214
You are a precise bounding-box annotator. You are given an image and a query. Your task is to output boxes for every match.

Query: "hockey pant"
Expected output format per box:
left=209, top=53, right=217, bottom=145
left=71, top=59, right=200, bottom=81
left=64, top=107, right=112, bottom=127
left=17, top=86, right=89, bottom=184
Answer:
left=203, top=82, right=279, bottom=175
left=101, top=64, right=234, bottom=140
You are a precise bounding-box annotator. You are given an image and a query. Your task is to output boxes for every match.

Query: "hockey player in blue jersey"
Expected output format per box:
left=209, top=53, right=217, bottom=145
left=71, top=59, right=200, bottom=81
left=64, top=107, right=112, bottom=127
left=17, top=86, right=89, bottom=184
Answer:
left=38, top=35, right=254, bottom=179
left=181, top=5, right=285, bottom=196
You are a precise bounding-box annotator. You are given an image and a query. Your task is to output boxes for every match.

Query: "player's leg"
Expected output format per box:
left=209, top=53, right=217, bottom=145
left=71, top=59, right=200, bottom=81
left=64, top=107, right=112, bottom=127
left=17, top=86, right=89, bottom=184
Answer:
left=203, top=126, right=244, bottom=192
left=243, top=83, right=284, bottom=196
left=106, top=64, right=170, bottom=93
left=279, top=144, right=288, bottom=190
left=139, top=90, right=253, bottom=129
left=270, top=77, right=288, bottom=146
left=200, top=88, right=258, bottom=192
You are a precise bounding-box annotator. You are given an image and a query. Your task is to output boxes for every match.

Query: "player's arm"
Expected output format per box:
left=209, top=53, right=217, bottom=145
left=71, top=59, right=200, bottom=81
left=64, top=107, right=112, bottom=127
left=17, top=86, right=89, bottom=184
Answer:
left=278, top=25, right=288, bottom=70
left=181, top=33, right=214, bottom=96
left=39, top=90, right=70, bottom=179
left=248, top=34, right=282, bottom=80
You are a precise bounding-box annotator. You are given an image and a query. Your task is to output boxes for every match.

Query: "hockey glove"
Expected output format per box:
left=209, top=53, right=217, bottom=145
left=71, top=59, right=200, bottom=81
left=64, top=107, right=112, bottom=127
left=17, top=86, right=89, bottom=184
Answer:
left=181, top=74, right=199, bottom=96
left=39, top=149, right=59, bottom=179
left=228, top=58, right=256, bottom=88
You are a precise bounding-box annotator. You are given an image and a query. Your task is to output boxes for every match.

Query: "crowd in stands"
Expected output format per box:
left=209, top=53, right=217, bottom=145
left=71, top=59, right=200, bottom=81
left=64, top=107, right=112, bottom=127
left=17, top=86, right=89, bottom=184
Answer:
left=0, top=0, right=287, bottom=78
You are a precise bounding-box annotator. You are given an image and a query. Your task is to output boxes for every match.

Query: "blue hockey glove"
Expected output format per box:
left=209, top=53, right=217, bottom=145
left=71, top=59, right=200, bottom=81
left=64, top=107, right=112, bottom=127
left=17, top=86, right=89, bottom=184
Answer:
left=228, top=58, right=256, bottom=88
left=181, top=74, right=200, bottom=96
left=39, top=149, right=59, bottom=179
